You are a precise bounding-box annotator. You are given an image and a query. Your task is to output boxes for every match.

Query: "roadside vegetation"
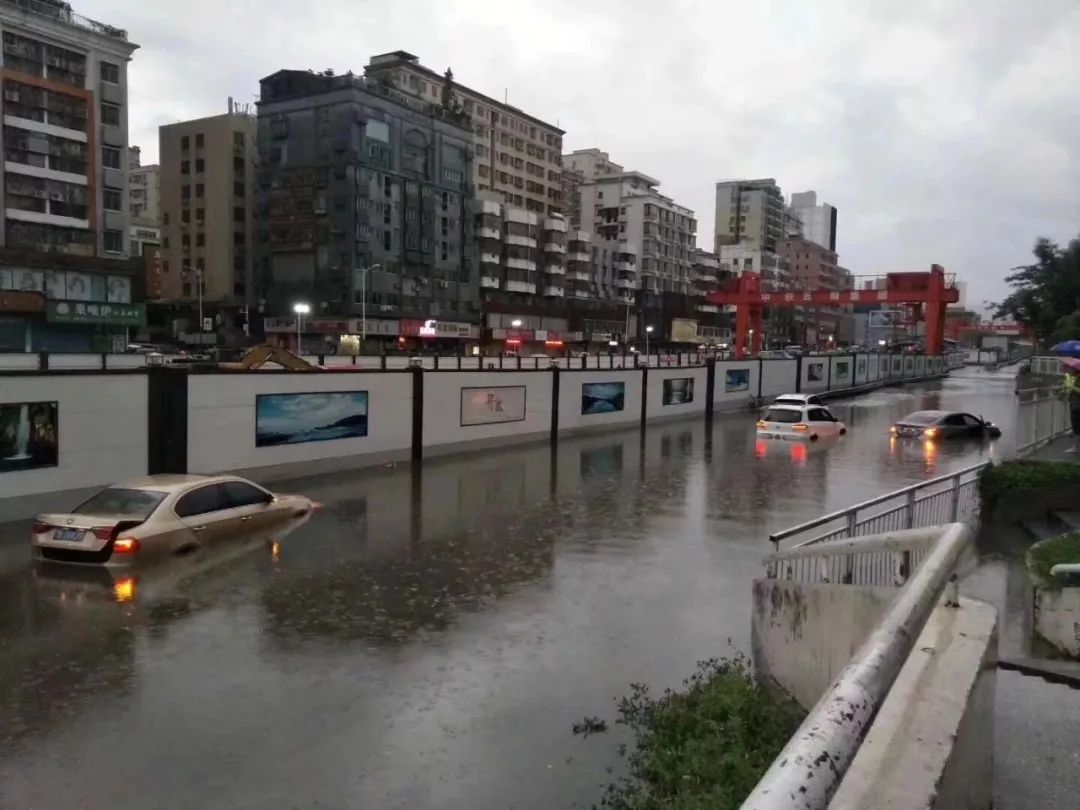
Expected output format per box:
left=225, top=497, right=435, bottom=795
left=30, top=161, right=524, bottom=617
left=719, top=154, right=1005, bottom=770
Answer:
left=575, top=654, right=803, bottom=809
left=1026, top=532, right=1080, bottom=590
left=979, top=460, right=1080, bottom=506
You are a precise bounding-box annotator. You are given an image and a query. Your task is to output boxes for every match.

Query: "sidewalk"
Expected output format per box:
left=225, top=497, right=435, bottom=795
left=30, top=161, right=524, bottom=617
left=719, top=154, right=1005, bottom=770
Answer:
left=1025, top=433, right=1079, bottom=462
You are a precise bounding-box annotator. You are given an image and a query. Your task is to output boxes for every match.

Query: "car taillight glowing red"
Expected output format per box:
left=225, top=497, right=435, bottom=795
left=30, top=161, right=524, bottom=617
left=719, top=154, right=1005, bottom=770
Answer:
left=31, top=521, right=50, bottom=534
left=91, top=526, right=114, bottom=541
left=113, top=537, right=141, bottom=554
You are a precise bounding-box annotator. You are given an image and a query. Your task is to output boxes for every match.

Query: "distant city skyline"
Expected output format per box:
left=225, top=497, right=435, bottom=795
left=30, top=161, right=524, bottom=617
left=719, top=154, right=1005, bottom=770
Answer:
left=79, top=0, right=1080, bottom=306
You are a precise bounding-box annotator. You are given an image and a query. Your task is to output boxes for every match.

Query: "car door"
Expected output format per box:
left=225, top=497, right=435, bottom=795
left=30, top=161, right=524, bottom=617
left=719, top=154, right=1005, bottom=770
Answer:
left=219, top=480, right=279, bottom=530
left=174, top=483, right=241, bottom=545
left=959, top=414, right=985, bottom=436
left=940, top=414, right=967, bottom=438
left=807, top=408, right=837, bottom=437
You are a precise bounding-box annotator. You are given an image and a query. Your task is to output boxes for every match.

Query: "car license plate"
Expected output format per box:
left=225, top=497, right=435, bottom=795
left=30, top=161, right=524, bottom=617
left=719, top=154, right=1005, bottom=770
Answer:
left=54, top=528, right=84, bottom=542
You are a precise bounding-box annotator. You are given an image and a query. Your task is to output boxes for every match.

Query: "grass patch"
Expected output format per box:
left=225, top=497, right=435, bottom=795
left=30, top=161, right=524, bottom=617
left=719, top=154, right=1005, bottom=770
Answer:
left=1026, top=532, right=1080, bottom=590
left=979, top=460, right=1080, bottom=505
left=577, top=654, right=804, bottom=809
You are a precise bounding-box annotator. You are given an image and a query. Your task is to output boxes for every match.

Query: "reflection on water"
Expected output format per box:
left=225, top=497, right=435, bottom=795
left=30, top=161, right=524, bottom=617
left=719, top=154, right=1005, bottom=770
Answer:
left=0, top=372, right=1028, bottom=810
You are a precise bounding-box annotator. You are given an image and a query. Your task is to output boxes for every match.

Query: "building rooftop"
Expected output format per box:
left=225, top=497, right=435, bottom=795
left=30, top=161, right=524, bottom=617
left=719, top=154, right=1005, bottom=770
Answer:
left=0, top=0, right=128, bottom=41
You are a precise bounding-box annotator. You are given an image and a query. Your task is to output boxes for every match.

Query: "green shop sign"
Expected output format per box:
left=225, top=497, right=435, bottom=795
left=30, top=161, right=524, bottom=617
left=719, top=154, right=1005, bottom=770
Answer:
left=46, top=301, right=146, bottom=326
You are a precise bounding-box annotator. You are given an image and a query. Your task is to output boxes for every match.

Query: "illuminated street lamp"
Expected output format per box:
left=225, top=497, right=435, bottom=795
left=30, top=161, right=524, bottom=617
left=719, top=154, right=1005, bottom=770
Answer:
left=645, top=325, right=654, bottom=358
left=293, top=302, right=311, bottom=351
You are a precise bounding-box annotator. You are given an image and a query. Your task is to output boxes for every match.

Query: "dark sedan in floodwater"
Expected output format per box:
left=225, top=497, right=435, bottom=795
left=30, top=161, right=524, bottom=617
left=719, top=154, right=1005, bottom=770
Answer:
left=890, top=410, right=1002, bottom=441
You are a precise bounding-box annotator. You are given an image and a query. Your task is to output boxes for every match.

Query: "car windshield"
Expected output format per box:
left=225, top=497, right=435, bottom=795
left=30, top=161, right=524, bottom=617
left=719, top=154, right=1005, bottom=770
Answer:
left=901, top=412, right=943, bottom=425
left=74, top=488, right=167, bottom=519
left=764, top=409, right=802, bottom=423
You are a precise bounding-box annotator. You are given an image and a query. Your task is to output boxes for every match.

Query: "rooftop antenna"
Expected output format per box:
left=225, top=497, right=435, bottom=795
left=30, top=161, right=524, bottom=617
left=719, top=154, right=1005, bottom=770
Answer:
left=504, top=87, right=507, bottom=104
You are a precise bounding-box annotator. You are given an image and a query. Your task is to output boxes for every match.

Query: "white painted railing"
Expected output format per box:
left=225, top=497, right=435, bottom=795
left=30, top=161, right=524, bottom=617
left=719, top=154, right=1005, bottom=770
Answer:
left=1015, top=386, right=1070, bottom=455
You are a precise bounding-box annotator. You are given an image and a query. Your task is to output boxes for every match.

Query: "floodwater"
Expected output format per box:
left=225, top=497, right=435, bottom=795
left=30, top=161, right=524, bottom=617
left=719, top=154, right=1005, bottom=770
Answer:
left=0, top=368, right=1020, bottom=809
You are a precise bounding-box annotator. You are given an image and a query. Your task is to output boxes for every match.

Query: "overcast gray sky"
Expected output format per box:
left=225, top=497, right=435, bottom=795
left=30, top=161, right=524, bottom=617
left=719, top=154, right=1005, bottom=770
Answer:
left=83, top=0, right=1080, bottom=309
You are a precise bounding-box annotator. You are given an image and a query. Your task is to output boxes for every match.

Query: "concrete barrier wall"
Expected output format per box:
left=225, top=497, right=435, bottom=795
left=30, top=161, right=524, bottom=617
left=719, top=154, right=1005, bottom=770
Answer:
left=715, top=359, right=760, bottom=407
left=830, top=597, right=997, bottom=810
left=187, top=372, right=414, bottom=477
left=761, top=359, right=798, bottom=399
left=423, top=370, right=553, bottom=453
left=0, top=373, right=148, bottom=521
left=751, top=578, right=899, bottom=710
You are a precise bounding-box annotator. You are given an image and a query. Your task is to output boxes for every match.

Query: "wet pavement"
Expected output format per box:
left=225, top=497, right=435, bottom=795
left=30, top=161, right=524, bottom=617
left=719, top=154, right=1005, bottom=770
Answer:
left=0, top=369, right=1022, bottom=809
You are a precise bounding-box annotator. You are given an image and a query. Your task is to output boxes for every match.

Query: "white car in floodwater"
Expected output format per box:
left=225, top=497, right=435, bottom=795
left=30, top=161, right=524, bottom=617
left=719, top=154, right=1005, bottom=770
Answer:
left=756, top=404, right=847, bottom=442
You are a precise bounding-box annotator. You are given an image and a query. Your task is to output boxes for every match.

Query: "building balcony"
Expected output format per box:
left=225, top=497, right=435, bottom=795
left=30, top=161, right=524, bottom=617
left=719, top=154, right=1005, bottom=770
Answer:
left=543, top=217, right=567, bottom=233
left=616, top=242, right=638, bottom=258
left=480, top=252, right=501, bottom=265
left=543, top=242, right=565, bottom=254
left=614, top=277, right=635, bottom=290
left=506, top=234, right=537, bottom=248
left=697, top=303, right=719, bottom=314
left=481, top=275, right=500, bottom=289
left=567, top=250, right=590, bottom=263
left=477, top=227, right=501, bottom=240
left=543, top=285, right=565, bottom=298
left=505, top=279, right=536, bottom=294
left=568, top=288, right=591, bottom=300
left=697, top=273, right=718, bottom=284
left=477, top=199, right=501, bottom=216
left=614, top=259, right=636, bottom=272
left=505, top=257, right=536, bottom=271
left=505, top=208, right=536, bottom=225
left=545, top=264, right=566, bottom=276
left=566, top=269, right=590, bottom=282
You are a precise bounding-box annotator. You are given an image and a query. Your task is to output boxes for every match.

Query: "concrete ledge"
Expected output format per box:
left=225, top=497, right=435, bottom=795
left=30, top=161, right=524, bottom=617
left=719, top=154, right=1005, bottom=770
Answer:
left=0, top=484, right=104, bottom=525
left=830, top=596, right=998, bottom=810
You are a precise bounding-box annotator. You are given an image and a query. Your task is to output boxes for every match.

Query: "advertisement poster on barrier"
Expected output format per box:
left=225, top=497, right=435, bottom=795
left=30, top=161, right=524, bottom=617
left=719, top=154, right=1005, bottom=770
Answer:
left=582, top=382, right=625, bottom=414
left=857, top=358, right=867, bottom=378
left=807, top=362, right=825, bottom=382
left=670, top=318, right=698, bottom=344
left=662, top=377, right=695, bottom=405
left=892, top=357, right=903, bottom=374
left=0, top=401, right=58, bottom=473
left=904, top=356, right=915, bottom=374
left=725, top=368, right=750, bottom=392
left=835, top=361, right=850, bottom=382
left=255, top=391, right=368, bottom=447
left=460, top=386, right=526, bottom=426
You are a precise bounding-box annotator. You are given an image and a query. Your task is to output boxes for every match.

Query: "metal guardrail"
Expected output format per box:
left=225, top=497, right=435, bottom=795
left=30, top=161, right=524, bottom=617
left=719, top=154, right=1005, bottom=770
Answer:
left=767, top=462, right=987, bottom=554
left=1015, top=386, right=1070, bottom=455
left=742, top=523, right=973, bottom=810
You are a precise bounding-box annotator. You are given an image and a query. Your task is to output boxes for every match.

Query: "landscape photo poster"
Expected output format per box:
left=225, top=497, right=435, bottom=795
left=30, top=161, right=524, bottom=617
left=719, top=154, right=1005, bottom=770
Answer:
left=460, top=386, right=526, bottom=426
left=807, top=362, right=825, bottom=382
left=255, top=391, right=368, bottom=447
left=725, top=368, right=750, bottom=392
left=857, top=358, right=867, bottom=378
left=835, top=361, right=850, bottom=380
left=0, top=401, right=58, bottom=473
left=581, top=382, right=626, bottom=415
left=662, top=377, right=695, bottom=405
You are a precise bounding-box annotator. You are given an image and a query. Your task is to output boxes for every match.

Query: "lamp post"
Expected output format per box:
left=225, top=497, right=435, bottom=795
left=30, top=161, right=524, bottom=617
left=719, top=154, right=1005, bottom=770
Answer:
left=511, top=319, right=522, bottom=328
left=356, top=263, right=382, bottom=348
left=293, top=302, right=310, bottom=353
left=748, top=328, right=755, bottom=357
left=645, top=325, right=654, bottom=358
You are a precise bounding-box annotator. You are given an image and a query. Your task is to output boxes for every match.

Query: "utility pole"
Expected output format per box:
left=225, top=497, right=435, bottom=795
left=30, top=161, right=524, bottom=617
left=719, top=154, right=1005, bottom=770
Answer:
left=357, top=264, right=383, bottom=349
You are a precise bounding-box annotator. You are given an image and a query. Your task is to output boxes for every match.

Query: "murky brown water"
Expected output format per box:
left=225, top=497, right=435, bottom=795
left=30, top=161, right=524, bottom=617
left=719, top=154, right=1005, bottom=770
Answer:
left=0, top=369, right=1019, bottom=808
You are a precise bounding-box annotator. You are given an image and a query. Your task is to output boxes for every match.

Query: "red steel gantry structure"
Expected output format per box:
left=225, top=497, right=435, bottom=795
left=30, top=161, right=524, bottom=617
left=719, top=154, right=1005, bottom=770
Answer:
left=706, top=265, right=960, bottom=359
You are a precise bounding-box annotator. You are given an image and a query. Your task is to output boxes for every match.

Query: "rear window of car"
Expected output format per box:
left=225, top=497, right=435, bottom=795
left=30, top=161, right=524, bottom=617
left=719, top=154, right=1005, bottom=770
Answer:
left=764, top=408, right=803, bottom=423
left=773, top=397, right=804, bottom=405
left=903, top=412, right=942, bottom=425
left=74, top=488, right=166, bottom=519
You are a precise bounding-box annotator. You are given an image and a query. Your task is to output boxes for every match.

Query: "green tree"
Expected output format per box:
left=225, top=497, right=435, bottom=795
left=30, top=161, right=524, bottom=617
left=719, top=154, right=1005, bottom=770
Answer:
left=997, top=235, right=1080, bottom=347
left=440, top=68, right=460, bottom=113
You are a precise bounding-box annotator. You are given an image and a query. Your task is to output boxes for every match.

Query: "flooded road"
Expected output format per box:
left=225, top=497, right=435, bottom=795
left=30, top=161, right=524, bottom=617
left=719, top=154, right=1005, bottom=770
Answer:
left=0, top=369, right=1018, bottom=809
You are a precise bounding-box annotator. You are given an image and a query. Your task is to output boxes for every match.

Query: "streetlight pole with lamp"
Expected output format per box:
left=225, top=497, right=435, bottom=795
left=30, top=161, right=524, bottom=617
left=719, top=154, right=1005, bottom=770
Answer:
left=356, top=263, right=382, bottom=349
left=293, top=302, right=310, bottom=353
left=645, top=325, right=654, bottom=360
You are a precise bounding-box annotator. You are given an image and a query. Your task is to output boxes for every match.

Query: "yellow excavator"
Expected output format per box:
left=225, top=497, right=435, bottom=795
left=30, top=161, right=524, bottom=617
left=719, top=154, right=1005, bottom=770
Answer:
left=216, top=344, right=320, bottom=371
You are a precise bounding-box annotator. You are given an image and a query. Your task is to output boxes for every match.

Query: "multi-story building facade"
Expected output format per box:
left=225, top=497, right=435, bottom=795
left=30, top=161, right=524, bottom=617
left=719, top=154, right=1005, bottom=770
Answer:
left=159, top=106, right=257, bottom=334
left=714, top=178, right=785, bottom=254
left=255, top=69, right=476, bottom=348
left=127, top=145, right=159, bottom=255
left=777, top=234, right=848, bottom=346
left=789, top=190, right=837, bottom=252
left=365, top=51, right=563, bottom=216
left=0, top=0, right=143, bottom=352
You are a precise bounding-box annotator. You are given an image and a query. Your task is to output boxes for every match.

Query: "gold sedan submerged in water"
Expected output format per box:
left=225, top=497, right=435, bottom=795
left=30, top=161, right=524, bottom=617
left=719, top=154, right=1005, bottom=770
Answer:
left=31, top=474, right=313, bottom=567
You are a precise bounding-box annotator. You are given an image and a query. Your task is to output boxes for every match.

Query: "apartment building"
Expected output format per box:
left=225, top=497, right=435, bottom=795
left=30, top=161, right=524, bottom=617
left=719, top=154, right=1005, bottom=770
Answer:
left=127, top=145, right=159, bottom=255
left=777, top=234, right=839, bottom=291
left=255, top=69, right=476, bottom=342
left=365, top=51, right=563, bottom=216
left=159, top=107, right=257, bottom=320
left=789, top=190, right=837, bottom=252
left=0, top=0, right=143, bottom=353
left=714, top=178, right=785, bottom=254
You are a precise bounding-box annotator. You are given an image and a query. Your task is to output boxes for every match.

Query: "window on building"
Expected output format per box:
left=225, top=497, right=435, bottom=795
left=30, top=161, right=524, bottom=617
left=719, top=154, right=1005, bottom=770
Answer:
left=234, top=182, right=245, bottom=198
left=196, top=208, right=204, bottom=223
left=197, top=233, right=206, bottom=247
left=102, top=187, right=122, bottom=211
left=162, top=236, right=169, bottom=248
left=181, top=160, right=190, bottom=175
left=232, top=130, right=244, bottom=148
left=163, top=212, right=169, bottom=225
left=182, top=184, right=191, bottom=199
left=233, top=206, right=245, bottom=222
left=181, top=209, right=190, bottom=224
left=182, top=233, right=190, bottom=248
left=181, top=135, right=190, bottom=151
left=195, top=133, right=204, bottom=148
left=195, top=183, right=204, bottom=197
left=384, top=176, right=392, bottom=197
left=233, top=156, right=244, bottom=171
left=383, top=230, right=391, bottom=251
left=195, top=158, right=204, bottom=173
left=100, top=103, right=120, bottom=126
left=103, top=229, right=123, bottom=253
left=102, top=146, right=121, bottom=169
left=100, top=61, right=119, bottom=84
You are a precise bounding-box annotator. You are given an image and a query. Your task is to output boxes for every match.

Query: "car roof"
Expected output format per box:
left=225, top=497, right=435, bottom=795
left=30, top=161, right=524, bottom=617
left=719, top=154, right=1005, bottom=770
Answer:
left=774, top=393, right=818, bottom=400
left=766, top=404, right=809, bottom=412
left=109, top=474, right=242, bottom=492
left=900, top=410, right=951, bottom=420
